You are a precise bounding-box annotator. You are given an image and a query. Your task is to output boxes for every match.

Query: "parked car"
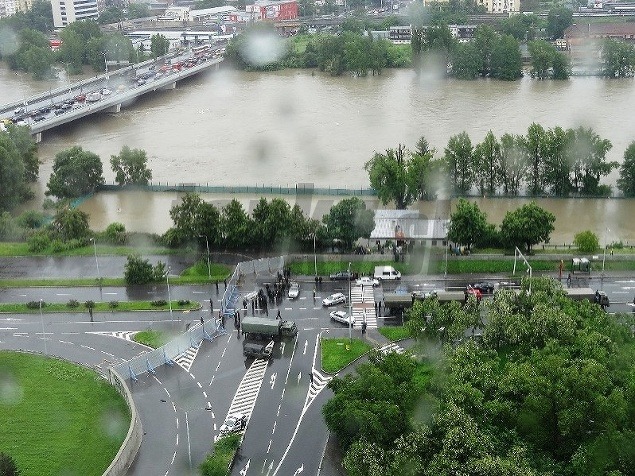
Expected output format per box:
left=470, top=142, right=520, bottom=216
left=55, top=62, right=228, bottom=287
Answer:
left=322, top=293, right=346, bottom=306
left=330, top=310, right=355, bottom=325
left=101, top=88, right=111, bottom=96
left=329, top=271, right=354, bottom=281
left=356, top=277, right=380, bottom=287
left=219, top=412, right=247, bottom=436
left=470, top=282, right=495, bottom=294
left=288, top=282, right=300, bottom=299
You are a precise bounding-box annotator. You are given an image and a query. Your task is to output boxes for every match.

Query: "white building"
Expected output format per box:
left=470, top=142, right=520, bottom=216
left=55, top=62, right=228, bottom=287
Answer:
left=476, top=0, right=519, bottom=14
left=0, top=0, right=31, bottom=18
left=51, top=0, right=100, bottom=28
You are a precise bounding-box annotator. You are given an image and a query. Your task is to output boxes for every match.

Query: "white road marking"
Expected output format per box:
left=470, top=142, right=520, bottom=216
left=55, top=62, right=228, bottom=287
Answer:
left=197, top=381, right=202, bottom=388
left=203, top=391, right=207, bottom=398
left=56, top=293, right=72, bottom=296
left=80, top=345, right=95, bottom=350
left=0, top=327, right=17, bottom=330
left=267, top=440, right=272, bottom=453
left=303, top=339, right=308, bottom=355
left=270, top=372, right=277, bottom=390
left=171, top=451, right=176, bottom=464
left=103, top=292, right=118, bottom=295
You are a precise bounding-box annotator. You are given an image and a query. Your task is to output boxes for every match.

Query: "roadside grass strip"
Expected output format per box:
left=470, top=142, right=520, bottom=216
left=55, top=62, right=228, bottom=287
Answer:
left=0, top=300, right=200, bottom=314
left=378, top=326, right=410, bottom=341
left=320, top=338, right=373, bottom=374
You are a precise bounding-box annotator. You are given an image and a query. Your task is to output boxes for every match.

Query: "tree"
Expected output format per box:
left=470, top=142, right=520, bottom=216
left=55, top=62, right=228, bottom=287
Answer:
left=127, top=2, right=150, bottom=19
left=51, top=208, right=90, bottom=241
left=46, top=146, right=104, bottom=199
left=567, top=126, right=615, bottom=196
left=447, top=199, right=488, bottom=251
left=473, top=131, right=501, bottom=195
left=546, top=6, right=573, bottom=40
left=473, top=24, right=497, bottom=76
left=601, top=38, right=635, bottom=78
left=124, top=254, right=154, bottom=285
left=220, top=199, right=252, bottom=250
left=0, top=130, right=29, bottom=211
left=110, top=146, right=152, bottom=185
left=168, top=193, right=220, bottom=246
left=490, top=34, right=522, bottom=80
left=500, top=201, right=555, bottom=252
left=5, top=124, right=38, bottom=182
left=323, top=197, right=375, bottom=250
left=444, top=132, right=473, bottom=195
left=104, top=222, right=127, bottom=245
left=522, top=123, right=547, bottom=196
left=528, top=40, right=556, bottom=80
left=551, top=50, right=570, bottom=80
left=0, top=452, right=20, bottom=476
left=617, top=141, right=635, bottom=197
left=450, top=42, right=481, bottom=79
left=365, top=144, right=412, bottom=209
left=150, top=34, right=170, bottom=58
left=542, top=126, right=572, bottom=196
left=573, top=230, right=599, bottom=253
left=499, top=133, right=527, bottom=196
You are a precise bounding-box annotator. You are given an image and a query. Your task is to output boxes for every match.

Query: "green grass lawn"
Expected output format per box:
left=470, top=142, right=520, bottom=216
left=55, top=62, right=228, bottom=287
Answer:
left=321, top=338, right=372, bottom=373
left=0, top=351, right=129, bottom=476
left=179, top=260, right=232, bottom=283
left=0, top=241, right=177, bottom=257
left=378, top=326, right=410, bottom=342
left=0, top=300, right=200, bottom=314
left=133, top=329, right=171, bottom=348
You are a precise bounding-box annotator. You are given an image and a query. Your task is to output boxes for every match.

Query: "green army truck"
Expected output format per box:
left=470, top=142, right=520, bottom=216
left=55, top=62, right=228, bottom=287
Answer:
left=241, top=316, right=298, bottom=339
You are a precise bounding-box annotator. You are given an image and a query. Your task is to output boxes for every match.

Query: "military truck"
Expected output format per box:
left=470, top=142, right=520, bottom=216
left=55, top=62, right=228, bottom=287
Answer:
left=241, top=316, right=298, bottom=339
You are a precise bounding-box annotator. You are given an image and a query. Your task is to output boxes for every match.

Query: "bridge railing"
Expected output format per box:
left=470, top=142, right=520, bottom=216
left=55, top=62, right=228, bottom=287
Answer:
left=97, top=182, right=377, bottom=197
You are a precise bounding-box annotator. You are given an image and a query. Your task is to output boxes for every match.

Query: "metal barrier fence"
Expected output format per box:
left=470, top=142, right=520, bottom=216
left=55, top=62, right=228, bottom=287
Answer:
left=112, top=256, right=284, bottom=380
left=112, top=321, right=224, bottom=381
left=96, top=183, right=377, bottom=197
left=220, top=256, right=285, bottom=318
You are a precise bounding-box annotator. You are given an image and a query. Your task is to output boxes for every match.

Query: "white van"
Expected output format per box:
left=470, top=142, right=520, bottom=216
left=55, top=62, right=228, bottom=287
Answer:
left=374, top=266, right=401, bottom=281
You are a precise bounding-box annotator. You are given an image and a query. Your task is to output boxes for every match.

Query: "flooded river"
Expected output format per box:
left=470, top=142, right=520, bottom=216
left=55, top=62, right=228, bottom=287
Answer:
left=1, top=63, right=635, bottom=242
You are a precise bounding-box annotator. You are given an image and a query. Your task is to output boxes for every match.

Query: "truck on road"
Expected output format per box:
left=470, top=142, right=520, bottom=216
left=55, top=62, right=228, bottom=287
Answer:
left=241, top=316, right=298, bottom=339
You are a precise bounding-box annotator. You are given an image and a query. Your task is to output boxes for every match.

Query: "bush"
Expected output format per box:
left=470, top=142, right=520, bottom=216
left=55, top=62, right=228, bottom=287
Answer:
left=104, top=222, right=127, bottom=245
left=67, top=299, right=80, bottom=308
left=17, top=210, right=46, bottom=229
left=109, top=301, right=119, bottom=309
left=51, top=239, right=66, bottom=253
left=608, top=241, right=624, bottom=250
left=26, top=301, right=45, bottom=309
left=84, top=300, right=95, bottom=309
left=124, top=254, right=154, bottom=285
left=177, top=299, right=191, bottom=306
left=151, top=300, right=167, bottom=307
left=0, top=452, right=21, bottom=476
left=27, top=231, right=51, bottom=253
left=0, top=212, right=23, bottom=241
left=574, top=230, right=600, bottom=253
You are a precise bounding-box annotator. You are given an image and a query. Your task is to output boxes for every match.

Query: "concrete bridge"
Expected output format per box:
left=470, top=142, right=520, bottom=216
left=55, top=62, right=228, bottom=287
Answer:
left=0, top=51, right=223, bottom=143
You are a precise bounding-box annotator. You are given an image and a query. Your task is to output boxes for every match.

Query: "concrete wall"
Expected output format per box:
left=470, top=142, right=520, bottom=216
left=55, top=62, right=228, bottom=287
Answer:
left=103, top=368, right=143, bottom=476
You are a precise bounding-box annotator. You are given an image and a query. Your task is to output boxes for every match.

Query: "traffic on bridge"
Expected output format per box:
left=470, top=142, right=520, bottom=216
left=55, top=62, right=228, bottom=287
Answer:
left=0, top=43, right=225, bottom=142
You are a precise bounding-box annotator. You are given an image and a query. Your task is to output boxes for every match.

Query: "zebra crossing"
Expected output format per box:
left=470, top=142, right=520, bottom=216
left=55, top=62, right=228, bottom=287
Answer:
left=225, top=357, right=268, bottom=420
left=350, top=285, right=378, bottom=329
left=87, top=330, right=139, bottom=342
left=174, top=343, right=201, bottom=372
left=378, top=342, right=405, bottom=355
left=304, top=369, right=332, bottom=410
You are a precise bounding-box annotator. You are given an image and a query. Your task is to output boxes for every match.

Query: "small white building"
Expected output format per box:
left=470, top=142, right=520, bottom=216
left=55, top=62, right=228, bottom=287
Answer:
left=370, top=210, right=449, bottom=246
left=51, top=0, right=100, bottom=28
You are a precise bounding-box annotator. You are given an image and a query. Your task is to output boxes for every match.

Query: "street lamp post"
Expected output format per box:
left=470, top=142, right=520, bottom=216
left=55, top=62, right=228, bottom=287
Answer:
left=513, top=246, right=533, bottom=295
left=90, top=238, right=101, bottom=284
left=199, top=235, right=211, bottom=279
left=102, top=52, right=108, bottom=75
left=165, top=267, right=174, bottom=322
left=313, top=233, right=317, bottom=277
left=347, top=261, right=352, bottom=342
